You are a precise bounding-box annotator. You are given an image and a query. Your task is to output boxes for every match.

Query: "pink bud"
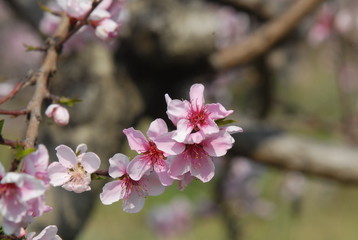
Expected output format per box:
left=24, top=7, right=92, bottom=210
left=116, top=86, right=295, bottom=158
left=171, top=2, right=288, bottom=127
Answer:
left=95, top=19, right=118, bottom=40
left=45, top=104, right=70, bottom=126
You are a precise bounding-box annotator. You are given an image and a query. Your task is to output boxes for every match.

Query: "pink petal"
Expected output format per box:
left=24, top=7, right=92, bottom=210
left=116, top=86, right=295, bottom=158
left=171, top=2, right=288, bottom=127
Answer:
left=122, top=190, right=146, bottom=213
left=199, top=118, right=219, bottom=135
left=32, top=225, right=59, bottom=240
left=190, top=155, right=215, bottom=183
left=127, top=155, right=152, bottom=181
left=154, top=132, right=185, bottom=155
left=81, top=152, right=101, bottom=173
left=2, top=219, right=23, bottom=236
left=0, top=194, right=26, bottom=223
left=206, top=103, right=233, bottom=120
left=166, top=99, right=190, bottom=126
left=0, top=162, right=5, bottom=178
left=157, top=171, right=174, bottom=186
left=48, top=162, right=71, bottom=186
left=108, top=153, right=129, bottom=178
left=123, top=128, right=149, bottom=153
left=23, top=144, right=49, bottom=175
left=142, top=174, right=166, bottom=196
left=20, top=174, right=46, bottom=202
left=62, top=178, right=91, bottom=193
left=168, top=154, right=191, bottom=180
left=75, top=143, right=87, bottom=155
left=178, top=173, right=194, bottom=191
left=164, top=93, right=172, bottom=105
left=189, top=84, right=205, bottom=109
left=55, top=145, right=77, bottom=168
left=202, top=131, right=234, bottom=157
left=222, top=125, right=243, bottom=134
left=100, top=180, right=125, bottom=205
left=172, top=119, right=194, bottom=142
left=147, top=118, right=168, bottom=140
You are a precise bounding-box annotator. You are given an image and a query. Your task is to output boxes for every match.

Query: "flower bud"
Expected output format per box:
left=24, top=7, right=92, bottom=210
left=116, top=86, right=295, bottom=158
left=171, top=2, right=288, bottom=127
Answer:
left=95, top=19, right=118, bottom=40
left=45, top=104, right=70, bottom=126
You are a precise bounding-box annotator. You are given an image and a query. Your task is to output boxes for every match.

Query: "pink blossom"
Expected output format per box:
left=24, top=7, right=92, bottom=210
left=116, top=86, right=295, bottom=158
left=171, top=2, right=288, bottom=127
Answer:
left=165, top=83, right=233, bottom=142
left=0, top=163, right=46, bottom=235
left=168, top=130, right=234, bottom=183
left=48, top=144, right=100, bottom=193
left=23, top=144, right=50, bottom=187
left=45, top=104, right=70, bottom=126
left=56, top=0, right=93, bottom=19
left=123, top=119, right=185, bottom=186
left=27, top=225, right=62, bottom=240
left=100, top=153, right=165, bottom=213
left=94, top=18, right=118, bottom=40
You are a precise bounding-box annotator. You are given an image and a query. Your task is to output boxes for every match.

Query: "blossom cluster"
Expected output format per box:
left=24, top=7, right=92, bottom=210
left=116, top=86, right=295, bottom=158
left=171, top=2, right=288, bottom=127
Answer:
left=0, top=145, right=53, bottom=238
left=0, top=83, right=241, bottom=237
left=40, top=0, right=125, bottom=40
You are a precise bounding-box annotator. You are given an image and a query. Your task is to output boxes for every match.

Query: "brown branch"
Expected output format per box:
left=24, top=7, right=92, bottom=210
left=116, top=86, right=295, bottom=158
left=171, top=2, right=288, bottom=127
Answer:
left=232, top=128, right=358, bottom=184
left=210, top=0, right=326, bottom=70
left=24, top=16, right=71, bottom=149
left=0, top=109, right=29, bottom=117
left=0, top=137, right=24, bottom=148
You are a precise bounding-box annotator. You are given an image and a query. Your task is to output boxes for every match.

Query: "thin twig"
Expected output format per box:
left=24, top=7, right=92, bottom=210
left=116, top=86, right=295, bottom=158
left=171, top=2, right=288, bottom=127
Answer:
left=0, top=109, right=29, bottom=117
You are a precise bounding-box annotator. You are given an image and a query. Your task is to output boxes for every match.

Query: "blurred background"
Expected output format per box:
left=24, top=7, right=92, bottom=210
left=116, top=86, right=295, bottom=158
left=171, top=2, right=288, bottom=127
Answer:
left=1, top=0, right=358, bottom=239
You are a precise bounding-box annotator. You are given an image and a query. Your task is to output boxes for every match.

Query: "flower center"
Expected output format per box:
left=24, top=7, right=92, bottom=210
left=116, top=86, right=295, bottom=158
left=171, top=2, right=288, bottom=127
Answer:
left=145, top=141, right=166, bottom=164
left=188, top=105, right=208, bottom=131
left=122, top=175, right=144, bottom=199
left=68, top=163, right=88, bottom=184
left=0, top=182, right=18, bottom=198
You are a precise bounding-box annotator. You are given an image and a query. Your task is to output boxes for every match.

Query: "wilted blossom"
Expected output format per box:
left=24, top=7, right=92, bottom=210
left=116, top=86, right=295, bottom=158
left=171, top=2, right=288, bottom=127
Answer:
left=48, top=144, right=100, bottom=193
left=26, top=225, right=62, bottom=240
left=123, top=118, right=185, bottom=186
left=165, top=83, right=234, bottom=142
left=100, top=153, right=165, bottom=213
left=168, top=130, right=235, bottom=183
left=45, top=104, right=70, bottom=126
left=0, top=163, right=46, bottom=235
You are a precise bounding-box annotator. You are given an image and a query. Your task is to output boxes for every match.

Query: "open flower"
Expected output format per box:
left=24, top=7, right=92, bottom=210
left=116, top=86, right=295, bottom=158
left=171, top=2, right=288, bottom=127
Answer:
left=100, top=153, right=165, bottom=213
left=168, top=130, right=235, bottom=183
left=27, top=225, right=62, bottom=240
left=23, top=144, right=50, bottom=187
left=123, top=118, right=185, bottom=186
left=0, top=163, right=46, bottom=235
left=48, top=144, right=100, bottom=193
left=165, top=83, right=233, bottom=142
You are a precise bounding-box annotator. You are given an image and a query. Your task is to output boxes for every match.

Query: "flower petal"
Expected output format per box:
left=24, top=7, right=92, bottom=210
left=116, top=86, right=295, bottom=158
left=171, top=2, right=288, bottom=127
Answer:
left=199, top=118, right=219, bottom=135
left=146, top=118, right=168, bottom=140
left=190, top=155, right=215, bottom=183
left=166, top=99, right=190, bottom=126
left=157, top=171, right=174, bottom=186
left=32, top=225, right=59, bottom=240
left=168, top=154, right=191, bottom=179
left=172, top=119, right=194, bottom=142
left=142, top=174, right=166, bottom=196
left=55, top=145, right=77, bottom=168
left=123, top=128, right=149, bottom=153
left=154, top=132, right=185, bottom=155
left=48, top=162, right=71, bottom=186
left=75, top=143, right=87, bottom=155
left=127, top=155, right=152, bottom=181
left=108, top=153, right=129, bottom=178
left=189, top=83, right=205, bottom=109
left=221, top=125, right=243, bottom=134
left=206, top=103, right=233, bottom=119
left=100, top=180, right=125, bottom=205
left=202, top=131, right=234, bottom=157
left=122, top=190, right=146, bottom=213
left=81, top=152, right=101, bottom=173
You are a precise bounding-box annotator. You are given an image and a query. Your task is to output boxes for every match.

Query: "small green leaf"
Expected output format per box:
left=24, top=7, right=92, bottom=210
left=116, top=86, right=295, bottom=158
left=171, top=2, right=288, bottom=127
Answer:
left=23, top=44, right=45, bottom=52
left=15, top=146, right=36, bottom=160
left=215, top=118, right=236, bottom=127
left=0, top=119, right=4, bottom=135
left=59, top=97, right=82, bottom=107
left=91, top=174, right=107, bottom=180
left=37, top=1, right=62, bottom=16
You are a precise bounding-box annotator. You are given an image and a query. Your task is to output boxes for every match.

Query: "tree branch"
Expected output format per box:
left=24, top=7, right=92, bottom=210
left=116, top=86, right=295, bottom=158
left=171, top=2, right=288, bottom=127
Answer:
left=210, top=0, right=326, bottom=70
left=232, top=127, right=358, bottom=184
